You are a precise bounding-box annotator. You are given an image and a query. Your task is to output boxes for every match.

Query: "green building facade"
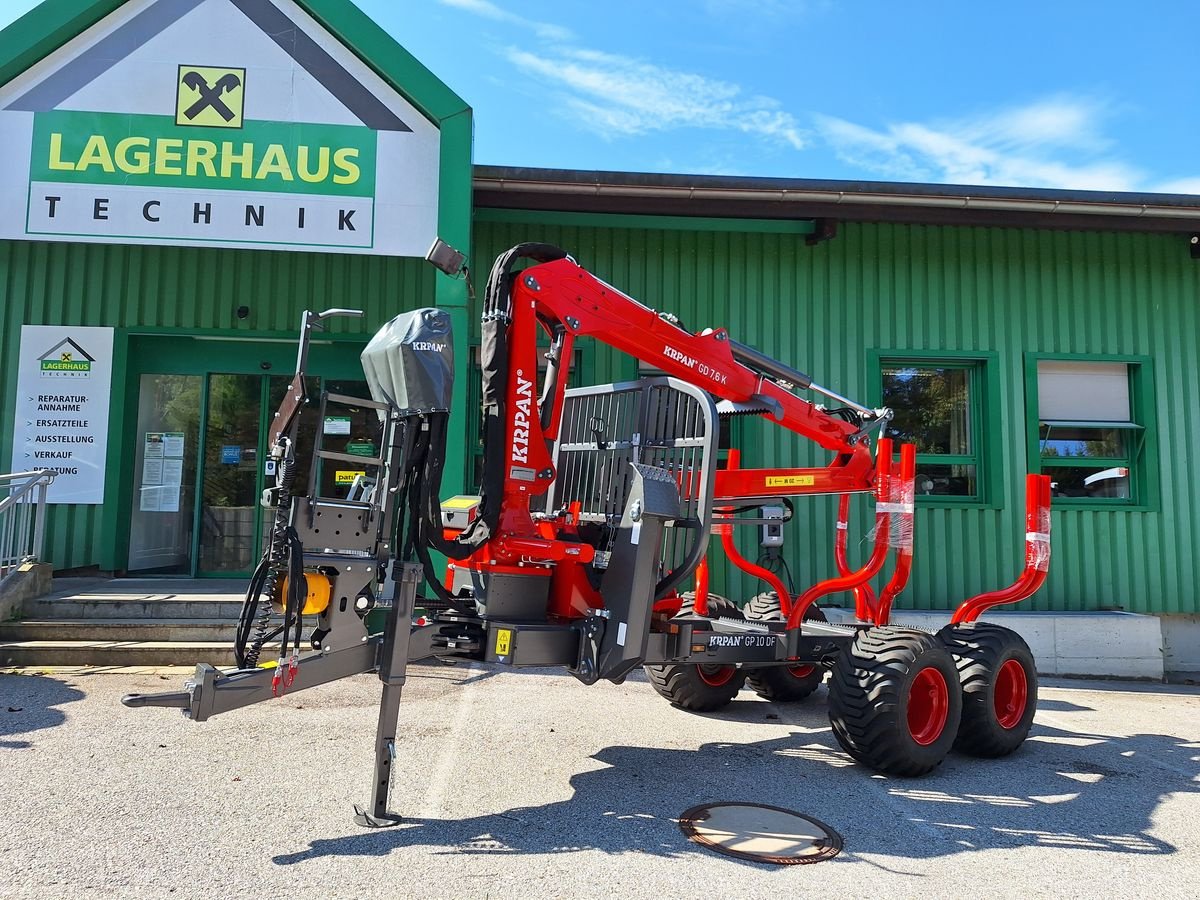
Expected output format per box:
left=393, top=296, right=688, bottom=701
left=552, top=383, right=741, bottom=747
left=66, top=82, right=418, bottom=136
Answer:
left=2, top=1, right=1199, bottom=619
left=473, top=205, right=1198, bottom=615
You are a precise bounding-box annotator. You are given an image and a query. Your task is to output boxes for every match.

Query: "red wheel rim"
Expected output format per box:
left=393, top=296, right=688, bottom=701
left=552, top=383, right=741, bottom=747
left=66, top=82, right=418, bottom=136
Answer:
left=787, top=664, right=816, bottom=679
left=993, top=658, right=1028, bottom=729
left=907, top=666, right=949, bottom=746
left=697, top=664, right=737, bottom=687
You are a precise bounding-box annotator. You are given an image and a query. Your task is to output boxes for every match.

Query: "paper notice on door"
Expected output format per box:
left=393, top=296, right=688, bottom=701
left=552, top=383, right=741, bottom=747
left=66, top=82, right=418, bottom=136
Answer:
left=142, top=457, right=164, bottom=485
left=144, top=433, right=165, bottom=459
left=163, top=432, right=185, bottom=457
left=159, top=486, right=181, bottom=513
left=162, top=458, right=184, bottom=486
left=139, top=485, right=162, bottom=512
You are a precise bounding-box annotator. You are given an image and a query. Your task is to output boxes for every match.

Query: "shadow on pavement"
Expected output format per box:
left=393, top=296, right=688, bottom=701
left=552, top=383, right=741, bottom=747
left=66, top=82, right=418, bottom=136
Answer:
left=1034, top=698, right=1096, bottom=712
left=272, top=698, right=1200, bottom=867
left=0, top=674, right=84, bottom=749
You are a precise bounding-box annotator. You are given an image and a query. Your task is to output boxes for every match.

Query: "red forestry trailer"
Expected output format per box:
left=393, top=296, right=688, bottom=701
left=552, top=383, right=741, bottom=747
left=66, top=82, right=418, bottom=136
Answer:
left=125, top=242, right=1052, bottom=826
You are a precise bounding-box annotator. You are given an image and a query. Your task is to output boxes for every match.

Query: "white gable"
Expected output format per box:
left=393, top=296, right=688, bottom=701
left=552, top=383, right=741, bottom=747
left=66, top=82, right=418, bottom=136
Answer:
left=0, top=0, right=442, bottom=257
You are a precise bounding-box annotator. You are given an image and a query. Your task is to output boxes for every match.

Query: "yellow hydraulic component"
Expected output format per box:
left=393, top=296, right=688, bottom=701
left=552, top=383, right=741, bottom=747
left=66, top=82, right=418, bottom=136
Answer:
left=276, top=571, right=333, bottom=616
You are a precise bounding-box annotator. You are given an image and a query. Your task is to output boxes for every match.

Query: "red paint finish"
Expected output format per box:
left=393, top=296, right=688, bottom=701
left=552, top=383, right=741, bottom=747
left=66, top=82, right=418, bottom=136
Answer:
left=718, top=522, right=792, bottom=615
left=786, top=440, right=895, bottom=629
left=907, top=666, right=950, bottom=746
left=835, top=493, right=877, bottom=622
left=951, top=474, right=1053, bottom=623
left=693, top=555, right=711, bottom=615
left=875, top=442, right=917, bottom=625
left=486, top=257, right=879, bottom=576
left=697, top=664, right=737, bottom=687
left=994, top=658, right=1029, bottom=729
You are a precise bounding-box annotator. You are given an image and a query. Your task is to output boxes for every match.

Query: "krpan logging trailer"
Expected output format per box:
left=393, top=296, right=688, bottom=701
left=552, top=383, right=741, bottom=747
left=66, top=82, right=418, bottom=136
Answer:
left=125, top=241, right=1053, bottom=826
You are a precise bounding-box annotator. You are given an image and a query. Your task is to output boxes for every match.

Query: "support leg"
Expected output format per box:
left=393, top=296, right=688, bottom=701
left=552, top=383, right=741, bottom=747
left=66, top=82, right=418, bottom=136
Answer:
left=353, top=562, right=421, bottom=828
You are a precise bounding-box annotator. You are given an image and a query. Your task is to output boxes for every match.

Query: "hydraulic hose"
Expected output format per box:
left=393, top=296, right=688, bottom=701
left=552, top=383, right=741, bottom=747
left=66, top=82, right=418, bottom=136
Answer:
left=234, top=446, right=298, bottom=668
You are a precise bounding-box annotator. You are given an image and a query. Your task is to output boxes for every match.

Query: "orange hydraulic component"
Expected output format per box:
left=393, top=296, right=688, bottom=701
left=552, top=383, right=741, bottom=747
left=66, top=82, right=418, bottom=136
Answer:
left=786, top=439, right=895, bottom=629
left=278, top=571, right=332, bottom=616
left=951, top=474, right=1053, bottom=624
left=692, top=555, right=711, bottom=615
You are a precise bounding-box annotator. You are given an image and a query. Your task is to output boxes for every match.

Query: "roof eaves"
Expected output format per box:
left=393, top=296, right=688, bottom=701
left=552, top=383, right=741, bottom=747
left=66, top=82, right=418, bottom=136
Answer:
left=473, top=165, right=1200, bottom=232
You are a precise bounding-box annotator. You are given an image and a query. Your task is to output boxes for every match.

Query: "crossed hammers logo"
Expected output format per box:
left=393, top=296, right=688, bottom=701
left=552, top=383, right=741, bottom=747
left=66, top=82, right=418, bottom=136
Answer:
left=181, top=71, right=242, bottom=122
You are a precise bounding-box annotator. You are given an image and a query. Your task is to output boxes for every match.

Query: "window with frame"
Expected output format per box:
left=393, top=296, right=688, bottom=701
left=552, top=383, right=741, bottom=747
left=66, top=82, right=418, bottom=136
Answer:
left=880, top=360, right=983, bottom=501
left=1035, top=360, right=1144, bottom=503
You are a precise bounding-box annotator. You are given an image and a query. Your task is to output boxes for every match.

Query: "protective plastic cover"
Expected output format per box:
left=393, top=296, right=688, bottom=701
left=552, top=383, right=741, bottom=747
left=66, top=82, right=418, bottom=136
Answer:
left=360, top=308, right=454, bottom=413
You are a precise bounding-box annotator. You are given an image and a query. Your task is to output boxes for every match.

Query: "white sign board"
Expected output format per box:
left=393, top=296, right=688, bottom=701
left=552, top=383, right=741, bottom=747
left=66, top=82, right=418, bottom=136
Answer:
left=0, top=0, right=440, bottom=256
left=11, top=325, right=115, bottom=504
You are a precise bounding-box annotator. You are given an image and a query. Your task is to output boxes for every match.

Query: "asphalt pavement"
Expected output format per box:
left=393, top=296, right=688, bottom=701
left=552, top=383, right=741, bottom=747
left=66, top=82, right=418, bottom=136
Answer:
left=1, top=664, right=1198, bottom=899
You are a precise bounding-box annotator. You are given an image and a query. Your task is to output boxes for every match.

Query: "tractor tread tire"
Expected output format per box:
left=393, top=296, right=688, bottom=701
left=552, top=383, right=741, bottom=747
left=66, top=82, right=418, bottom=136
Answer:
left=828, top=626, right=962, bottom=777
left=744, top=592, right=826, bottom=702
left=644, top=593, right=746, bottom=712
left=939, top=623, right=1038, bottom=758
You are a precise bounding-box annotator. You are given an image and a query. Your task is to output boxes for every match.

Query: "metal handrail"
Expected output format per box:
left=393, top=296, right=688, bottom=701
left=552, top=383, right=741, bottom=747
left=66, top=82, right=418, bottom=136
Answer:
left=0, top=469, right=56, bottom=578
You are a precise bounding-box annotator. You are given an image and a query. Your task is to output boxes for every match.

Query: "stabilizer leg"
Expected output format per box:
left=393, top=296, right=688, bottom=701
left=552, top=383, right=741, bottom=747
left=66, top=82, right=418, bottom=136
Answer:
left=353, top=562, right=421, bottom=828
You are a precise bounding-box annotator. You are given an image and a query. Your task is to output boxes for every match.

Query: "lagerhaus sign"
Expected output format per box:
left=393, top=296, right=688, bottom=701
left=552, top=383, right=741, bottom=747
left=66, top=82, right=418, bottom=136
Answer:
left=11, top=325, right=115, bottom=504
left=0, top=0, right=441, bottom=256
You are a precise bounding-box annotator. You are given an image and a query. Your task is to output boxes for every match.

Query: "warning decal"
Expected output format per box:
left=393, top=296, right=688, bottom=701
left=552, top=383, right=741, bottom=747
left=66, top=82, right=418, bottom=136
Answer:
left=766, top=475, right=815, bottom=488
left=494, top=628, right=512, bottom=657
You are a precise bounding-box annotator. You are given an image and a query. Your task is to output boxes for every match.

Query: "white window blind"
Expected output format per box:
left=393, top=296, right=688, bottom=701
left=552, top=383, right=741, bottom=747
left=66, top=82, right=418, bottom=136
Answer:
left=1037, top=361, right=1130, bottom=422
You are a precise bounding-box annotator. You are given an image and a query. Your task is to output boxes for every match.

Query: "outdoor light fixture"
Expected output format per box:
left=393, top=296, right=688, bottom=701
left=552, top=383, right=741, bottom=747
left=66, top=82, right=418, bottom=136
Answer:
left=425, top=237, right=467, bottom=276
left=1190, top=234, right=1199, bottom=260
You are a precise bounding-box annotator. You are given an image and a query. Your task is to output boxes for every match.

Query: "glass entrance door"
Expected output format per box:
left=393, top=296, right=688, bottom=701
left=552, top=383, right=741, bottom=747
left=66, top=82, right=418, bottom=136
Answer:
left=196, top=374, right=373, bottom=575
left=198, top=374, right=264, bottom=574
left=127, top=375, right=202, bottom=574
left=123, top=335, right=370, bottom=576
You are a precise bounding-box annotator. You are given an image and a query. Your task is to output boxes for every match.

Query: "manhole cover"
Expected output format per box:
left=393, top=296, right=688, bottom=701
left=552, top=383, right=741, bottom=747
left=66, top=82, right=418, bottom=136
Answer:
left=679, top=802, right=843, bottom=865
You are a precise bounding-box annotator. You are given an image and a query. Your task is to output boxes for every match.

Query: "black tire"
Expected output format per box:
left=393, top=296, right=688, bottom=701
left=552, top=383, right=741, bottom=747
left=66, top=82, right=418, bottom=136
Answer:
left=744, top=592, right=826, bottom=702
left=644, top=594, right=747, bottom=712
left=938, top=623, right=1038, bottom=758
left=828, top=626, right=963, bottom=776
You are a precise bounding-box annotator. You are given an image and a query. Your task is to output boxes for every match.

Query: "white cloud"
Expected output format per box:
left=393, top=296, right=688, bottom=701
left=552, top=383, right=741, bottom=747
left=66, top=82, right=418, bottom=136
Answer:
left=815, top=97, right=1154, bottom=191
left=437, top=0, right=572, bottom=42
left=441, top=2, right=1200, bottom=194
left=1155, top=177, right=1200, bottom=196
left=505, top=46, right=806, bottom=149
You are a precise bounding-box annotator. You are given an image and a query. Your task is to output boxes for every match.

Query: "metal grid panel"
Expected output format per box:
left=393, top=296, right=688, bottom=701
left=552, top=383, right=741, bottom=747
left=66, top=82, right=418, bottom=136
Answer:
left=549, top=376, right=717, bottom=579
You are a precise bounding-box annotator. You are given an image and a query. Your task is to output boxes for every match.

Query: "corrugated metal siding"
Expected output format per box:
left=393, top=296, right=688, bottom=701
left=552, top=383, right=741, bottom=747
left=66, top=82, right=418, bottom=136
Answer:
left=0, top=239, right=433, bottom=570
left=475, top=218, right=1200, bottom=614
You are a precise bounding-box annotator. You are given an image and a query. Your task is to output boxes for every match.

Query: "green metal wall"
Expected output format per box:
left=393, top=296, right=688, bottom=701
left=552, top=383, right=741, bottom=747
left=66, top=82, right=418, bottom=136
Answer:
left=475, top=216, right=1200, bottom=615
left=0, top=238, right=433, bottom=570
left=6, top=218, right=1198, bottom=615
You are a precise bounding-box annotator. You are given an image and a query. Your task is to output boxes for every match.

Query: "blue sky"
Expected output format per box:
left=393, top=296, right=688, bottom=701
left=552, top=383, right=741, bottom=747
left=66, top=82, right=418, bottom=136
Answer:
left=3, top=0, right=1198, bottom=194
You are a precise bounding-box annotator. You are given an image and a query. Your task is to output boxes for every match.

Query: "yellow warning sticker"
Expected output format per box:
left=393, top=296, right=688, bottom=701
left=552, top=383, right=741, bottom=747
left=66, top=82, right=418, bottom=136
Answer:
left=335, top=470, right=366, bottom=485
left=494, top=628, right=512, bottom=656
left=766, top=475, right=815, bottom=488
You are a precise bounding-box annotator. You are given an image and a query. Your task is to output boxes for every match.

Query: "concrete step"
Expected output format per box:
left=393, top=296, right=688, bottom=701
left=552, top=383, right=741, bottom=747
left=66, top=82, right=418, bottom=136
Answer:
left=0, top=619, right=238, bottom=642
left=22, top=597, right=245, bottom=620
left=0, top=640, right=248, bottom=667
